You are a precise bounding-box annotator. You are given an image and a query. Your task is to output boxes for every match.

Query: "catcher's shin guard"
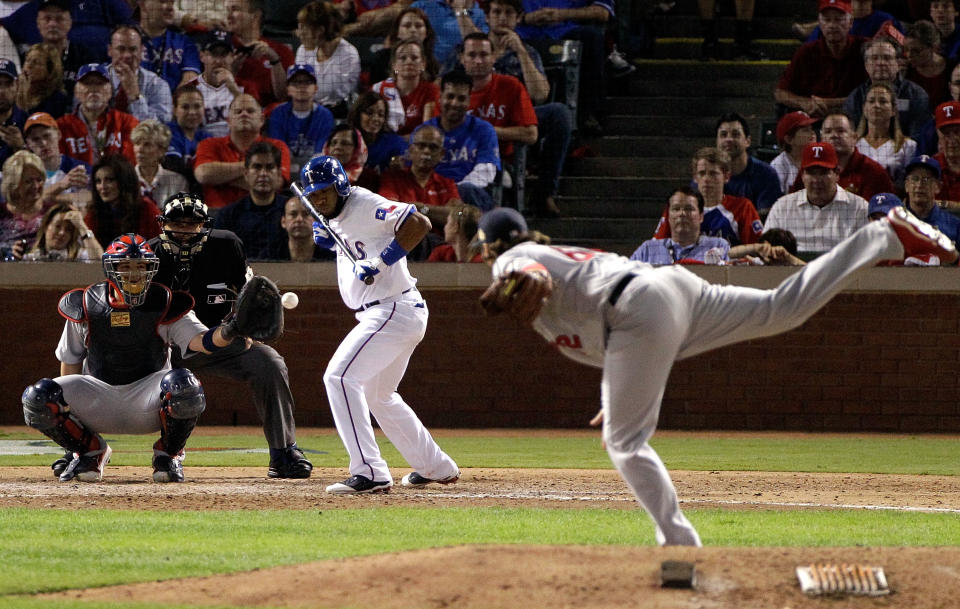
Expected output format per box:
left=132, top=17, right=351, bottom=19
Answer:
left=22, top=379, right=104, bottom=455
left=154, top=369, right=205, bottom=456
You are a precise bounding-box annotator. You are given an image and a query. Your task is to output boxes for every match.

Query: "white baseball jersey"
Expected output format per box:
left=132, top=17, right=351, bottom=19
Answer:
left=195, top=75, right=240, bottom=138
left=328, top=186, right=418, bottom=310
left=493, top=243, right=643, bottom=368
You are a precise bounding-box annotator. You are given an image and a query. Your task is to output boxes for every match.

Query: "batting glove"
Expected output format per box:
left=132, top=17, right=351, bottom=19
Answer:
left=354, top=256, right=382, bottom=282
left=312, top=221, right=336, bottom=250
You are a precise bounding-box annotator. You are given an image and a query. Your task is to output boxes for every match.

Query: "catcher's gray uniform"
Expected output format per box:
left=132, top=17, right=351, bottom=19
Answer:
left=492, top=220, right=905, bottom=545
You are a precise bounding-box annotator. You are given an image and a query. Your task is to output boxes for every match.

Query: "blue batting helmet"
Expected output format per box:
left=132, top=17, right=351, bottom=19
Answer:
left=102, top=233, right=159, bottom=307
left=300, top=155, right=351, bottom=198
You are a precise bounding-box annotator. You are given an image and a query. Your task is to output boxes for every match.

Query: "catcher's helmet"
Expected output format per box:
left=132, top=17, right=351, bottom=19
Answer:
left=476, top=207, right=527, bottom=245
left=102, top=233, right=159, bottom=307
left=157, top=192, right=211, bottom=257
left=300, top=155, right=351, bottom=197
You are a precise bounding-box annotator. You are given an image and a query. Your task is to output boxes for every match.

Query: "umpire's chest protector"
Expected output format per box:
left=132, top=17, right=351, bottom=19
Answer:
left=59, top=282, right=185, bottom=386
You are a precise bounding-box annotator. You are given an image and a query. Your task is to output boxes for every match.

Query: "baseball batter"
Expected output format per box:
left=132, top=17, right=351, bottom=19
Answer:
left=21, top=234, right=248, bottom=483
left=477, top=206, right=957, bottom=545
left=300, top=155, right=459, bottom=494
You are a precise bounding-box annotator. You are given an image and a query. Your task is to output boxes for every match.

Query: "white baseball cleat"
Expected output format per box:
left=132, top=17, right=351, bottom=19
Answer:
left=325, top=475, right=393, bottom=494
left=887, top=207, right=958, bottom=264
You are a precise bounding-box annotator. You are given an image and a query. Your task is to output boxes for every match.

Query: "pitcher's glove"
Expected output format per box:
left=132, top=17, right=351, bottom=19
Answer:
left=221, top=275, right=284, bottom=342
left=479, top=269, right=552, bottom=324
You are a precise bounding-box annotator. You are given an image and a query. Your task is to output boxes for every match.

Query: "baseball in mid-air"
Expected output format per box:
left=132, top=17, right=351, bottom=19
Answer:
left=281, top=291, right=299, bottom=310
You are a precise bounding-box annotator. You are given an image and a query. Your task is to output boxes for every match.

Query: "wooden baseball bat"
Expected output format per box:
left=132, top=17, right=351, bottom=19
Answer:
left=290, top=183, right=374, bottom=285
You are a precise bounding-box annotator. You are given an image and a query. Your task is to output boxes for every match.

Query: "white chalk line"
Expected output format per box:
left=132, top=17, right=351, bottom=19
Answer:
left=419, top=491, right=960, bottom=513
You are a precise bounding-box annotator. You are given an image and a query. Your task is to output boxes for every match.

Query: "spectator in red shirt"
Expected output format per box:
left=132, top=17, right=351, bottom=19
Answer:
left=379, top=123, right=461, bottom=233
left=371, top=40, right=440, bottom=136
left=775, top=0, right=868, bottom=117
left=193, top=93, right=291, bottom=208
left=932, top=100, right=960, bottom=204
left=85, top=154, right=161, bottom=246
left=57, top=63, right=138, bottom=167
left=225, top=0, right=295, bottom=107
left=790, top=111, right=895, bottom=200
left=461, top=32, right=537, bottom=159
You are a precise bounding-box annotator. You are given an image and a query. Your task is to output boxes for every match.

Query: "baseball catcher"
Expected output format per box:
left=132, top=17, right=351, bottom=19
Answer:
left=21, top=234, right=258, bottom=483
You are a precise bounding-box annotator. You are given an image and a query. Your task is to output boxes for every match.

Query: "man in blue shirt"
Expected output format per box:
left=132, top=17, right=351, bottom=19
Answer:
left=716, top=112, right=783, bottom=215
left=138, top=0, right=203, bottom=93
left=515, top=0, right=614, bottom=134
left=0, top=59, right=26, bottom=170
left=411, top=0, right=489, bottom=69
left=265, top=64, right=335, bottom=175
left=213, top=141, right=288, bottom=260
left=32, top=0, right=100, bottom=98
left=422, top=70, right=501, bottom=211
left=902, top=154, right=960, bottom=251
left=631, top=186, right=731, bottom=265
left=2, top=0, right=133, bottom=62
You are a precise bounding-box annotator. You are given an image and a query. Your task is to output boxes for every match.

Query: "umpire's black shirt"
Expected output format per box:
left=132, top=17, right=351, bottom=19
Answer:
left=149, top=229, right=247, bottom=328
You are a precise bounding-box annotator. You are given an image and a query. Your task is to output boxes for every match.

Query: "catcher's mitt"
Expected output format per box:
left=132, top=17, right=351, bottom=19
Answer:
left=479, top=269, right=552, bottom=324
left=221, top=275, right=284, bottom=342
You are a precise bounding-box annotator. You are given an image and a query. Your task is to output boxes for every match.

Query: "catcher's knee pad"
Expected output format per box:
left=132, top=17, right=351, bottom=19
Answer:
left=160, top=368, right=206, bottom=419
left=22, top=378, right=66, bottom=430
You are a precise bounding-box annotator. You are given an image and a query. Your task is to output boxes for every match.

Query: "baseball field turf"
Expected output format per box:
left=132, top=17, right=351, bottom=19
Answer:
left=2, top=426, right=959, bottom=608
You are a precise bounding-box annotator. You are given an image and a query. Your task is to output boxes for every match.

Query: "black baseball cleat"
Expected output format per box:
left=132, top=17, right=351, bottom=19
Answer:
left=401, top=471, right=461, bottom=488
left=51, top=451, right=74, bottom=478
left=152, top=452, right=185, bottom=483
left=325, top=475, right=393, bottom=494
left=268, top=444, right=313, bottom=479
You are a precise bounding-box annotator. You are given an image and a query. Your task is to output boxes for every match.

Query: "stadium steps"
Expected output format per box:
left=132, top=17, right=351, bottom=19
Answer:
left=540, top=0, right=807, bottom=250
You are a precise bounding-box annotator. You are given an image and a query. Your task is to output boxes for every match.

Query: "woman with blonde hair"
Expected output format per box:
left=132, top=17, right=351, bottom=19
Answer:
left=131, top=119, right=188, bottom=206
left=0, top=150, right=48, bottom=260
left=24, top=202, right=103, bottom=261
left=16, top=43, right=70, bottom=118
left=856, top=81, right=917, bottom=186
left=427, top=203, right=483, bottom=262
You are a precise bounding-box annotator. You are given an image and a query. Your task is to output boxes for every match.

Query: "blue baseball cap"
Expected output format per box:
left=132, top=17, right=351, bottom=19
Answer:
left=0, top=59, right=17, bottom=80
left=867, top=193, right=902, bottom=217
left=76, top=63, right=109, bottom=82
left=286, top=63, right=316, bottom=82
left=904, top=154, right=941, bottom=179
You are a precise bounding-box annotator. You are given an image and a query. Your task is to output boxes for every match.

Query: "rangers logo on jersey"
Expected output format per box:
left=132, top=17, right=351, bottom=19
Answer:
left=375, top=205, right=397, bottom=221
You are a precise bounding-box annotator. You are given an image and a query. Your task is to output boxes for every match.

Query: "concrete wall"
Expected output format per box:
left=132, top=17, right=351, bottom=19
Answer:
left=3, top=262, right=958, bottom=432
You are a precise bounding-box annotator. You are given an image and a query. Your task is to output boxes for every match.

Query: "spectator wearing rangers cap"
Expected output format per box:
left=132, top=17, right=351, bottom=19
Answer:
left=932, top=100, right=960, bottom=205
left=903, top=153, right=960, bottom=247
left=56, top=63, right=138, bottom=166
left=770, top=111, right=818, bottom=194
left=766, top=140, right=869, bottom=254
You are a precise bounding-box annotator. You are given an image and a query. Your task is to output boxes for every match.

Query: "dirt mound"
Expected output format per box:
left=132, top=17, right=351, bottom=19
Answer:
left=48, top=545, right=960, bottom=609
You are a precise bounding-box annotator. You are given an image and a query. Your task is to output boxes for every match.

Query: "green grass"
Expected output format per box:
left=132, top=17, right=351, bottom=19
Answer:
left=2, top=428, right=960, bottom=474
left=2, top=506, right=959, bottom=599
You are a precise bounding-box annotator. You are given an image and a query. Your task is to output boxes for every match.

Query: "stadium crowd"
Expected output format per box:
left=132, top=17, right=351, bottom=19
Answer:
left=1, top=0, right=959, bottom=267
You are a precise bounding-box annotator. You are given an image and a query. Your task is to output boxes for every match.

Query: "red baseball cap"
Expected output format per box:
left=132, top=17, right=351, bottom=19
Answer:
left=818, top=0, right=852, bottom=14
left=801, top=141, right=838, bottom=171
left=776, top=111, right=818, bottom=144
left=936, top=101, right=960, bottom=129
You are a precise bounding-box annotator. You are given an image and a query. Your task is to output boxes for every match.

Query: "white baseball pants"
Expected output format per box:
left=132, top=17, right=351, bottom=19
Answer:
left=602, top=221, right=903, bottom=545
left=56, top=369, right=169, bottom=435
left=324, top=297, right=458, bottom=483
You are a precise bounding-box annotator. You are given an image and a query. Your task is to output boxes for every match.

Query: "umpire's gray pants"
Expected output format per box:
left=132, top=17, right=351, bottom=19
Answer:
left=602, top=220, right=904, bottom=546
left=174, top=341, right=297, bottom=449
